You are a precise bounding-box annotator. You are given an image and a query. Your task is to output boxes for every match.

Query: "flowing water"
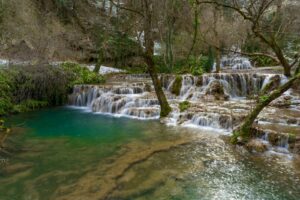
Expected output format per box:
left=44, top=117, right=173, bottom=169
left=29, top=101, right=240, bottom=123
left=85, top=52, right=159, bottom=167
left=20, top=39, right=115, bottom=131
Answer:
left=1, top=107, right=300, bottom=200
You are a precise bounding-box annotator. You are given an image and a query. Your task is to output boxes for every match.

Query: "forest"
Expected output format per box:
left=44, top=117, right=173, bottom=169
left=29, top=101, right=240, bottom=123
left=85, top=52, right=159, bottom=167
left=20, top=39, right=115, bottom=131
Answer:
left=0, top=0, right=300, bottom=200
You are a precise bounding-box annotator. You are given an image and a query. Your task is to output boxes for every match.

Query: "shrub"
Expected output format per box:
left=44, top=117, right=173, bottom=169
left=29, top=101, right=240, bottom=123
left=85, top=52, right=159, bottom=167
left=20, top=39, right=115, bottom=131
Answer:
left=12, top=100, right=48, bottom=113
left=251, top=56, right=277, bottom=67
left=0, top=63, right=104, bottom=116
left=179, top=101, right=190, bottom=112
left=203, top=48, right=214, bottom=73
left=60, top=62, right=105, bottom=86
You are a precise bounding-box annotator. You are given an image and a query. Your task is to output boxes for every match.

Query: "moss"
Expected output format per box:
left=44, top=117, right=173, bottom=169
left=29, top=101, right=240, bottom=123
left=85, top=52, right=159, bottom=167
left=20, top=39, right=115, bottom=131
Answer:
left=171, top=75, right=183, bottom=96
left=160, top=105, right=172, bottom=118
left=259, top=95, right=270, bottom=103
left=179, top=101, right=190, bottom=112
left=288, top=133, right=296, bottom=143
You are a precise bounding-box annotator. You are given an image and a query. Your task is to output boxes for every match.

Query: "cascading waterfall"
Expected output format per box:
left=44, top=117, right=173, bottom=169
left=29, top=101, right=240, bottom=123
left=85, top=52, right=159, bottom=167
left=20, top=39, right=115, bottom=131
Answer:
left=69, top=73, right=297, bottom=132
left=220, top=55, right=253, bottom=70
left=69, top=84, right=160, bottom=119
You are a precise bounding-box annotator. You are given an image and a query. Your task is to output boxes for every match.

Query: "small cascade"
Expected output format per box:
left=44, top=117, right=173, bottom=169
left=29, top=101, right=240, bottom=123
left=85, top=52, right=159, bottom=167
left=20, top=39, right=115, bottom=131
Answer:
left=174, top=73, right=266, bottom=100
left=220, top=55, right=253, bottom=70
left=184, top=113, right=232, bottom=130
left=69, top=84, right=160, bottom=119
left=258, top=130, right=291, bottom=154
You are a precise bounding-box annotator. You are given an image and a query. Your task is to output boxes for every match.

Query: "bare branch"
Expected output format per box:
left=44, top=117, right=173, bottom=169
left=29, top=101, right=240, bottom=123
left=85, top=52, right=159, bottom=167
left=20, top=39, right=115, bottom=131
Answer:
left=108, top=0, right=144, bottom=17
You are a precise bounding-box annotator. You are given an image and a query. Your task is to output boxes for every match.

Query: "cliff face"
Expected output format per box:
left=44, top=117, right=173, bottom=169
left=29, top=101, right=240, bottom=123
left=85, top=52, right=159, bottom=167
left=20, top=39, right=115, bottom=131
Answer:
left=0, top=0, right=108, bottom=63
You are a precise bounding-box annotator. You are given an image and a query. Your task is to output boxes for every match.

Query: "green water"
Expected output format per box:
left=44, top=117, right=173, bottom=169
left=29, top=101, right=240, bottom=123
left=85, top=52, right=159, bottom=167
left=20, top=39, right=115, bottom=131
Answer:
left=1, top=107, right=300, bottom=200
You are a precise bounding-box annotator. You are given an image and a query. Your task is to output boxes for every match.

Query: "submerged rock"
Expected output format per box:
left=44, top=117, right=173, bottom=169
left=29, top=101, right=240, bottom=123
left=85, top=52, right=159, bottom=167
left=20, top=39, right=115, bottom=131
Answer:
left=245, top=139, right=268, bottom=153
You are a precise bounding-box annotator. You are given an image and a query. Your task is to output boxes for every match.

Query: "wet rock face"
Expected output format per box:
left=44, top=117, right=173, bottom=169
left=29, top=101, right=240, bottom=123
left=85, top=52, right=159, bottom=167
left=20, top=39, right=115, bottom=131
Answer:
left=246, top=139, right=268, bottom=153
left=290, top=136, right=300, bottom=154
left=270, top=95, right=292, bottom=108
left=204, top=80, right=229, bottom=101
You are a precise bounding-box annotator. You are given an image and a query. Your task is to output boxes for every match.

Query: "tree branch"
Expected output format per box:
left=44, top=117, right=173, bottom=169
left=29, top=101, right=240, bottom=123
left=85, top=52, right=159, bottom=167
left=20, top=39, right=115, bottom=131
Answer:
left=108, top=0, right=144, bottom=17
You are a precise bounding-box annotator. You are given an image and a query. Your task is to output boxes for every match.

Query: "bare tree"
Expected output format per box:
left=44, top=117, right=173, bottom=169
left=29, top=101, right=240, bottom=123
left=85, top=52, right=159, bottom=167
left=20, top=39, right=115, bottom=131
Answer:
left=109, top=0, right=172, bottom=117
left=197, top=0, right=299, bottom=76
left=197, top=0, right=300, bottom=142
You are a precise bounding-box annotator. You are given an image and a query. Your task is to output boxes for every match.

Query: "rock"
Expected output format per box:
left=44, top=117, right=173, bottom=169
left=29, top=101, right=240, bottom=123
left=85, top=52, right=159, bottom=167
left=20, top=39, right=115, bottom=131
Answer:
left=204, top=80, right=229, bottom=101
left=171, top=76, right=183, bottom=96
left=245, top=139, right=268, bottom=153
left=3, top=163, right=33, bottom=175
left=270, top=95, right=292, bottom=108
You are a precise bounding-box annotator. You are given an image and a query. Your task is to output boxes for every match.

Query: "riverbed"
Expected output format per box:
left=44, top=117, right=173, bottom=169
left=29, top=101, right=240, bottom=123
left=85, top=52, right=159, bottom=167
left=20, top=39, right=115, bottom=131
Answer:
left=1, top=107, right=300, bottom=200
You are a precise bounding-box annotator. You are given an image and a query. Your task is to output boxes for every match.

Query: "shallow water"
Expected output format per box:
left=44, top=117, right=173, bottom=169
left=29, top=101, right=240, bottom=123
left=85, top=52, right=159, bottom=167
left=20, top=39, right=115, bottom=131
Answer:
left=1, top=107, right=300, bottom=200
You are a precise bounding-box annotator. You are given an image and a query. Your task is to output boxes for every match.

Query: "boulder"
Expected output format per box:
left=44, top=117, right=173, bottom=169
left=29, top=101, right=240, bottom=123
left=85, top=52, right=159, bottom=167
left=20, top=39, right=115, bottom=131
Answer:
left=204, top=80, right=229, bottom=101
left=245, top=139, right=268, bottom=153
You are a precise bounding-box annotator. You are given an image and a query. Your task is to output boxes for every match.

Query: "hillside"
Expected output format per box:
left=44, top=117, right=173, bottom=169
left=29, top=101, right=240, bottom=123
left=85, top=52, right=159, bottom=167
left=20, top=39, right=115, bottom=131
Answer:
left=0, top=0, right=108, bottom=63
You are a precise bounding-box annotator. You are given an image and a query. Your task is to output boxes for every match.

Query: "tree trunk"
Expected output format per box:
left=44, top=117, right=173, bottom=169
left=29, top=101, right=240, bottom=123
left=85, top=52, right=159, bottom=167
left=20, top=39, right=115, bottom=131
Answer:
left=186, top=5, right=199, bottom=64
left=144, top=55, right=172, bottom=117
left=215, top=47, right=221, bottom=73
left=232, top=73, right=300, bottom=143
left=143, top=0, right=172, bottom=117
left=93, top=51, right=103, bottom=73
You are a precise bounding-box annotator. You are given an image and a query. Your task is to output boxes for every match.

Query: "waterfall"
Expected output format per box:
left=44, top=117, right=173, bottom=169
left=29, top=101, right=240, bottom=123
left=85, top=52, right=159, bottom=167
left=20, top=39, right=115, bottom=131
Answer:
left=69, top=84, right=160, bottom=119
left=69, top=73, right=295, bottom=131
left=172, top=73, right=266, bottom=100
left=220, top=56, right=253, bottom=70
left=184, top=113, right=232, bottom=130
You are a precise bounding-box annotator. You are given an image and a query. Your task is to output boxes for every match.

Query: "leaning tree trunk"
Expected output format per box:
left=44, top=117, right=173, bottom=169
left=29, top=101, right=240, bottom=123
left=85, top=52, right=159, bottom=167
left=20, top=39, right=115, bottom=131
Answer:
left=232, top=73, right=300, bottom=143
left=144, top=55, right=172, bottom=117
left=143, top=0, right=172, bottom=117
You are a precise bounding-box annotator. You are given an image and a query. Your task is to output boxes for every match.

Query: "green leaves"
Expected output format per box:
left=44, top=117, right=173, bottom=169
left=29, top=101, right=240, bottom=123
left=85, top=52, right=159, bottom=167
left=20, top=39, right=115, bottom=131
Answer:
left=179, top=101, right=191, bottom=112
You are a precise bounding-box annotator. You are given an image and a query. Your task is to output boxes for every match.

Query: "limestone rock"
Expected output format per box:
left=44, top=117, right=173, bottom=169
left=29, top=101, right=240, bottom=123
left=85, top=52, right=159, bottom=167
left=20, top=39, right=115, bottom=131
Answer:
left=204, top=80, right=229, bottom=101
left=245, top=139, right=268, bottom=153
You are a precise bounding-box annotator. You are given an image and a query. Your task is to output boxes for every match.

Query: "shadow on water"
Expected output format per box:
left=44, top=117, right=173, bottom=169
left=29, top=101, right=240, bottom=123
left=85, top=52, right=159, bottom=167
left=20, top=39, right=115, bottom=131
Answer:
left=1, top=107, right=300, bottom=200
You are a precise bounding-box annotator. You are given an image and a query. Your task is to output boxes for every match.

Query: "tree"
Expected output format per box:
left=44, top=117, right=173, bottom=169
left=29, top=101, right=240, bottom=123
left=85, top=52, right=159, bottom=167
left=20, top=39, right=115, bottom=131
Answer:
left=109, top=0, right=172, bottom=117
left=197, top=0, right=300, bottom=142
left=197, top=0, right=300, bottom=77
left=232, top=69, right=300, bottom=143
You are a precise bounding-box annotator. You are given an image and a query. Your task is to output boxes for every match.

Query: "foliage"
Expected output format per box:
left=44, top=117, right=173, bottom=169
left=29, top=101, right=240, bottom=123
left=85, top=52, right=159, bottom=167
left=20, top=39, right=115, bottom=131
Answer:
left=179, top=101, right=190, bottom=112
left=0, top=69, right=13, bottom=115
left=105, top=32, right=141, bottom=69
left=153, top=55, right=208, bottom=75
left=251, top=56, right=277, bottom=67
left=0, top=63, right=104, bottom=116
left=203, top=47, right=214, bottom=73
left=12, top=100, right=48, bottom=113
left=54, top=0, right=74, bottom=23
left=259, top=95, right=270, bottom=103
left=60, top=62, right=105, bottom=86
left=0, top=0, right=6, bottom=24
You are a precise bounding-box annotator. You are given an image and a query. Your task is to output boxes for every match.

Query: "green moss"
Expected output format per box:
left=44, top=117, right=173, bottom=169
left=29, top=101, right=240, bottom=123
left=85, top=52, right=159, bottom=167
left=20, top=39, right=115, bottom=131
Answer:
left=171, top=75, right=183, bottom=96
left=179, top=101, right=190, bottom=112
left=160, top=105, right=172, bottom=118
left=259, top=95, right=270, bottom=103
left=288, top=133, right=296, bottom=143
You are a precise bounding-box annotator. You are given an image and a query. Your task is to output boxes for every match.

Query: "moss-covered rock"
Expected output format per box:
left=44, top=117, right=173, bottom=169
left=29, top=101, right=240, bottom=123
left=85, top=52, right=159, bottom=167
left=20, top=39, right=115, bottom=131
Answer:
left=245, top=139, right=268, bottom=153
left=204, top=80, right=229, bottom=101
left=179, top=101, right=190, bottom=112
left=171, top=75, right=183, bottom=96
